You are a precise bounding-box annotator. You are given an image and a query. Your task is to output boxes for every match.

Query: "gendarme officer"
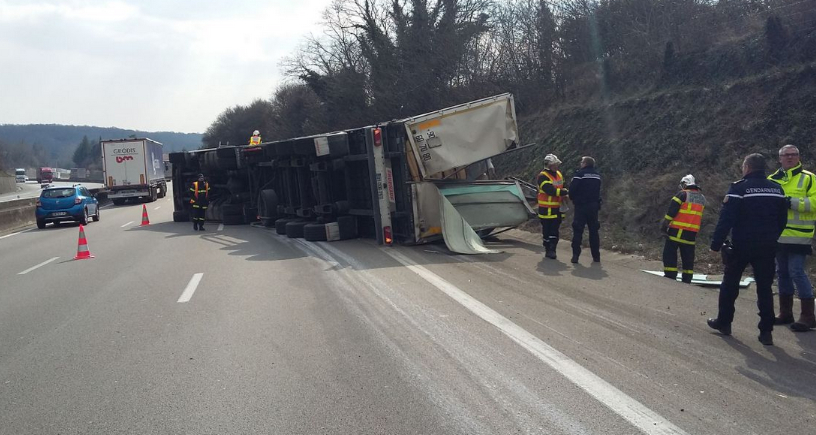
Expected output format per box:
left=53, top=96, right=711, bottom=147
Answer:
left=707, top=153, right=787, bottom=345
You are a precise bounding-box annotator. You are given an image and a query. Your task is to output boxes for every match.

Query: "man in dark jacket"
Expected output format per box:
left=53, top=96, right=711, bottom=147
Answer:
left=568, top=156, right=602, bottom=263
left=707, top=153, right=787, bottom=345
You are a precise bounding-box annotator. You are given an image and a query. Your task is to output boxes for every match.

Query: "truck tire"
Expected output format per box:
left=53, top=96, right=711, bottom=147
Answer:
left=173, top=211, right=190, bottom=222
left=335, top=200, right=350, bottom=215
left=303, top=223, right=327, bottom=241
left=243, top=206, right=258, bottom=223
left=275, top=218, right=300, bottom=235
left=285, top=221, right=309, bottom=238
left=337, top=215, right=358, bottom=240
left=112, top=199, right=125, bottom=206
left=223, top=213, right=244, bottom=225
left=261, top=218, right=275, bottom=227
left=158, top=183, right=167, bottom=198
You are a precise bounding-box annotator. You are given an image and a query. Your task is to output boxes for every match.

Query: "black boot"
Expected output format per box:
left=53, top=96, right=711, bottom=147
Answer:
left=193, top=222, right=199, bottom=231
left=707, top=318, right=731, bottom=336
left=758, top=331, right=773, bottom=345
left=199, top=224, right=205, bottom=231
left=571, top=253, right=579, bottom=264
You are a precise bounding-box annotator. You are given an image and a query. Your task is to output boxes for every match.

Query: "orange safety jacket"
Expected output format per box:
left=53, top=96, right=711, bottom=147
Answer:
left=537, top=170, right=564, bottom=219
left=190, top=181, right=210, bottom=209
left=665, top=188, right=706, bottom=245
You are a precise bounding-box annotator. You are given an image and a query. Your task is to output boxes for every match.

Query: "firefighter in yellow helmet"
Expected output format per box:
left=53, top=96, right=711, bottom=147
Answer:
left=249, top=130, right=262, bottom=146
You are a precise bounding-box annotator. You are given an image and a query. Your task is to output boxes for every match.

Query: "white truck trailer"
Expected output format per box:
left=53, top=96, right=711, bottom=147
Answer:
left=101, top=138, right=168, bottom=204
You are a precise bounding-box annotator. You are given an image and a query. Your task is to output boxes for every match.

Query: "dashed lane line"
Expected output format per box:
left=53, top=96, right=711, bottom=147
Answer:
left=19, top=257, right=60, bottom=275
left=121, top=221, right=134, bottom=228
left=177, top=273, right=203, bottom=303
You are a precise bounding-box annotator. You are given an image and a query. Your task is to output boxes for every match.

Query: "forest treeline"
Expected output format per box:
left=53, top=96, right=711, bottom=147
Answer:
left=202, top=0, right=816, bottom=148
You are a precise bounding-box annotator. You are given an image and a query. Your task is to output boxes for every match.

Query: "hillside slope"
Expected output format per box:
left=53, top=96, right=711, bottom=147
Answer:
left=495, top=61, right=816, bottom=271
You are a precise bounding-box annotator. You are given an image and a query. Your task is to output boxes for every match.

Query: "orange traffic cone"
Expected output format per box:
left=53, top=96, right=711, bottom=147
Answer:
left=140, top=204, right=150, bottom=226
left=74, top=224, right=94, bottom=260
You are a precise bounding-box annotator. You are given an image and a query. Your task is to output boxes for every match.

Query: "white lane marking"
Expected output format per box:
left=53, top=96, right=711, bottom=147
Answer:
left=217, top=224, right=224, bottom=231
left=154, top=206, right=161, bottom=210
left=177, top=273, right=203, bottom=303
left=19, top=257, right=60, bottom=275
left=1, top=230, right=24, bottom=239
left=382, top=248, right=689, bottom=435
left=121, top=221, right=134, bottom=228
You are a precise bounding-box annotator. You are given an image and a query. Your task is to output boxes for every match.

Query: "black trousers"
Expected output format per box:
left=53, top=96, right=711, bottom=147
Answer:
left=192, top=207, right=206, bottom=226
left=540, top=216, right=562, bottom=249
left=571, top=203, right=600, bottom=259
left=717, top=245, right=776, bottom=332
left=663, top=239, right=696, bottom=283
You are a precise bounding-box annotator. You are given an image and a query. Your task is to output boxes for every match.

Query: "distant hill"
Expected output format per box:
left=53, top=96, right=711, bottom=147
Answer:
left=0, top=124, right=203, bottom=162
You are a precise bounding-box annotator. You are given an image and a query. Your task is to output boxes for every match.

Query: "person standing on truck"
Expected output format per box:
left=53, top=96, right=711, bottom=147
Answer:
left=768, top=144, right=816, bottom=332
left=707, top=153, right=787, bottom=345
left=249, top=130, right=262, bottom=146
left=537, top=154, right=569, bottom=259
left=190, top=173, right=210, bottom=231
left=660, top=174, right=706, bottom=283
left=568, top=156, right=602, bottom=264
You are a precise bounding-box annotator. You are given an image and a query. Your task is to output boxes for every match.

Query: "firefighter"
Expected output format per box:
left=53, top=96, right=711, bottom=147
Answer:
left=768, top=144, right=816, bottom=332
left=661, top=174, right=706, bottom=283
left=537, top=154, right=569, bottom=259
left=708, top=153, right=787, bottom=345
left=249, top=130, right=262, bottom=146
left=190, top=173, right=209, bottom=231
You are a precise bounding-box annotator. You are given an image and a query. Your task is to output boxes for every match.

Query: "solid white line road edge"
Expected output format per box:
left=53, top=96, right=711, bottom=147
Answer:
left=121, top=221, right=134, bottom=228
left=19, top=257, right=60, bottom=275
left=382, top=248, right=689, bottom=435
left=177, top=273, right=203, bottom=303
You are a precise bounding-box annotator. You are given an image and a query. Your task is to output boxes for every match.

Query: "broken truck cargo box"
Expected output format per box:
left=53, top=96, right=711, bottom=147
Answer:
left=168, top=93, right=529, bottom=252
left=404, top=93, right=518, bottom=178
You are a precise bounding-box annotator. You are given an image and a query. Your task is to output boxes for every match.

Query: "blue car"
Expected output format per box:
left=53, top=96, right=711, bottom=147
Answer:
left=36, top=185, right=100, bottom=229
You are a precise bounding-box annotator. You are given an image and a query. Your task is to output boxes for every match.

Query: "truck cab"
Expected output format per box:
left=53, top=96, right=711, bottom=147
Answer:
left=15, top=168, right=26, bottom=183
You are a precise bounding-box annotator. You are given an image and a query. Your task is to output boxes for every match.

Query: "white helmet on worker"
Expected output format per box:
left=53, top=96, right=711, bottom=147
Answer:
left=544, top=154, right=562, bottom=166
left=253, top=130, right=260, bottom=136
left=680, top=174, right=696, bottom=188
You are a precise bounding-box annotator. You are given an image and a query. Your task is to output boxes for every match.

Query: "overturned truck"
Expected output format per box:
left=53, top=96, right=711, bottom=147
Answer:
left=169, top=93, right=536, bottom=253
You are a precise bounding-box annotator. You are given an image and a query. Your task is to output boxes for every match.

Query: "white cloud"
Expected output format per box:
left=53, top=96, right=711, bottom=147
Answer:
left=0, top=0, right=331, bottom=133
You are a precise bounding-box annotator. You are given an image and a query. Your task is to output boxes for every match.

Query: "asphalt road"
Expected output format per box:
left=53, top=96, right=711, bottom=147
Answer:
left=1, top=197, right=814, bottom=434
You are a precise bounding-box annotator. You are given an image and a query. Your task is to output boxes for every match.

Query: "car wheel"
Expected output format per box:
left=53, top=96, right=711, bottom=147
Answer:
left=93, top=206, right=100, bottom=222
left=79, top=208, right=89, bottom=225
left=36, top=219, right=46, bottom=229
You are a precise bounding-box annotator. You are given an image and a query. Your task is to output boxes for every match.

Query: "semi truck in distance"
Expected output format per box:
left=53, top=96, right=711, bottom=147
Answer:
left=169, top=94, right=536, bottom=254
left=101, top=138, right=168, bottom=205
left=15, top=168, right=26, bottom=183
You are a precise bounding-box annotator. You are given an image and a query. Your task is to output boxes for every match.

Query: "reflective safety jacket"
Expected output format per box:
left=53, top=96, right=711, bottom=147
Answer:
left=249, top=135, right=261, bottom=146
left=537, top=169, right=565, bottom=219
left=664, top=186, right=706, bottom=245
left=190, top=181, right=210, bottom=209
left=769, top=163, right=816, bottom=249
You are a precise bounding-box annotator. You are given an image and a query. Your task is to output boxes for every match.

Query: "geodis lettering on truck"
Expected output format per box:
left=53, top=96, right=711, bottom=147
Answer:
left=169, top=93, right=539, bottom=254
left=101, top=138, right=168, bottom=205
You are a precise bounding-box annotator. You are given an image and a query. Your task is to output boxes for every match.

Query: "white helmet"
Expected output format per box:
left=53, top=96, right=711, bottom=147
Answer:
left=544, top=154, right=561, bottom=165
left=253, top=130, right=260, bottom=136
left=680, top=174, right=696, bottom=187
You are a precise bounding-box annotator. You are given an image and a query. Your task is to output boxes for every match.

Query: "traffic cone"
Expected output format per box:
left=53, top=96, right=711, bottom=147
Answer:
left=74, top=224, right=94, bottom=260
left=140, top=204, right=150, bottom=226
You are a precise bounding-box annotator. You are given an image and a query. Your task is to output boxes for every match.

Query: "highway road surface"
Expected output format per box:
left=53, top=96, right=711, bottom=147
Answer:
left=1, top=195, right=814, bottom=434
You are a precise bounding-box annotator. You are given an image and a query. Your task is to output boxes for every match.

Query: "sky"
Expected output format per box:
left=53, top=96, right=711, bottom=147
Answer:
left=0, top=0, right=332, bottom=133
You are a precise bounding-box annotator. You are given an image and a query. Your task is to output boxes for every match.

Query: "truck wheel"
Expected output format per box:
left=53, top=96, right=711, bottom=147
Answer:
left=337, top=215, right=358, bottom=240
left=112, top=199, right=125, bottom=206
left=285, top=221, right=309, bottom=238
left=304, top=223, right=327, bottom=241
left=151, top=187, right=158, bottom=202
left=222, top=203, right=243, bottom=217
left=243, top=207, right=258, bottom=223
left=173, top=211, right=190, bottom=222
left=275, top=218, right=299, bottom=235
left=223, top=214, right=244, bottom=225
